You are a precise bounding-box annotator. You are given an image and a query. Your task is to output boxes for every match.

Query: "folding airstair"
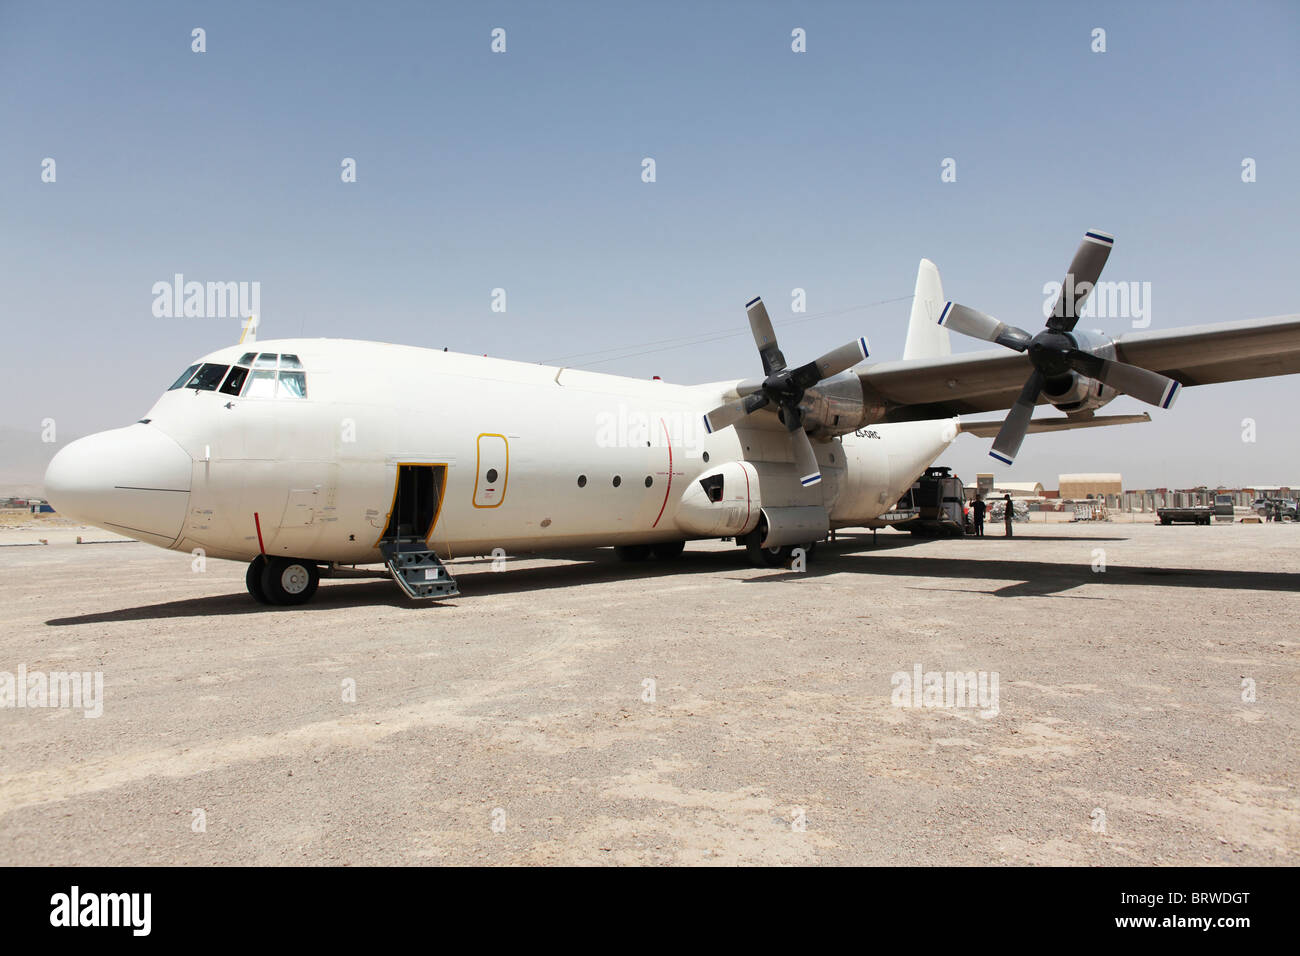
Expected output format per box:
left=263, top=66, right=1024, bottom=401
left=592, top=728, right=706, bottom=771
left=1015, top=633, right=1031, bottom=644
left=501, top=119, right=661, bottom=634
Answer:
left=380, top=536, right=459, bottom=599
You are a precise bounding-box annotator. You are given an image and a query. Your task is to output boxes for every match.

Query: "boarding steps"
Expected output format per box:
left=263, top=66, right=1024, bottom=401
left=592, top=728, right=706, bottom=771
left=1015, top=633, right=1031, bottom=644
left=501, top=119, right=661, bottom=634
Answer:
left=380, top=537, right=459, bottom=599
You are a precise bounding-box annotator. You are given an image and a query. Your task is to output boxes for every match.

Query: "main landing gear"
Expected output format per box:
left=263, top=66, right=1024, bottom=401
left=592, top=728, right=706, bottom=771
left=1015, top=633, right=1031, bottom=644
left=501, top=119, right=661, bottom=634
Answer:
left=247, top=555, right=320, bottom=606
left=741, top=530, right=817, bottom=568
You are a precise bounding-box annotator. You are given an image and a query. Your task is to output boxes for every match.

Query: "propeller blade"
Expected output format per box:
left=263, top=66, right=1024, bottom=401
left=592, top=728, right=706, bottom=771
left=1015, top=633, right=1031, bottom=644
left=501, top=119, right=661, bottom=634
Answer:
left=703, top=391, right=771, bottom=433
left=1047, top=230, right=1114, bottom=331
left=786, top=417, right=822, bottom=487
left=989, top=370, right=1045, bottom=466
left=1067, top=351, right=1181, bottom=409
left=939, top=302, right=1032, bottom=352
left=789, top=337, right=870, bottom=388
left=746, top=297, right=787, bottom=375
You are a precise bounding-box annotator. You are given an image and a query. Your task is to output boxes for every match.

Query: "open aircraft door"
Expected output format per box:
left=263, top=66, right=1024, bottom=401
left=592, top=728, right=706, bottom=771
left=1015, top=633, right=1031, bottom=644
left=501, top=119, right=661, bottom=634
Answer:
left=377, top=462, right=458, bottom=599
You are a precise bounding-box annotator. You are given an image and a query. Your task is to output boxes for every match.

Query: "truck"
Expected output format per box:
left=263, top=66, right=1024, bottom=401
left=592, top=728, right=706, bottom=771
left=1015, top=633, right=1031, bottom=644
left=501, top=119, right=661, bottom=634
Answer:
left=895, top=466, right=970, bottom=536
left=1156, top=505, right=1213, bottom=525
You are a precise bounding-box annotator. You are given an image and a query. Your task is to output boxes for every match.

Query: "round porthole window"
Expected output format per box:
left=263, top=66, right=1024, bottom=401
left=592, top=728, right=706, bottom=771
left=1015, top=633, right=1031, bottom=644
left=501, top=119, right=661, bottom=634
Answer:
left=644, top=476, right=653, bottom=488
left=486, top=468, right=498, bottom=483
left=703, top=452, right=710, bottom=463
left=577, top=475, right=587, bottom=488
left=612, top=475, right=622, bottom=488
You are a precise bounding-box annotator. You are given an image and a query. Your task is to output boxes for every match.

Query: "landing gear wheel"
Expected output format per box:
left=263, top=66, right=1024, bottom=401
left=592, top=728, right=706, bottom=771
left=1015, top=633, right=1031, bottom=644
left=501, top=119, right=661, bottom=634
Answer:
left=260, top=557, right=320, bottom=605
left=246, top=556, right=272, bottom=604
left=745, top=535, right=815, bottom=569
left=650, top=540, right=685, bottom=560
left=614, top=544, right=652, bottom=562
left=750, top=543, right=794, bottom=567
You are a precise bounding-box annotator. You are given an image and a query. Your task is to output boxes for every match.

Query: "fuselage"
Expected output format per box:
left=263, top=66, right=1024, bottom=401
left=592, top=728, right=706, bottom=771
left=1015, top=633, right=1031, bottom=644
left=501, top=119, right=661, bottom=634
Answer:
left=44, top=338, right=958, bottom=564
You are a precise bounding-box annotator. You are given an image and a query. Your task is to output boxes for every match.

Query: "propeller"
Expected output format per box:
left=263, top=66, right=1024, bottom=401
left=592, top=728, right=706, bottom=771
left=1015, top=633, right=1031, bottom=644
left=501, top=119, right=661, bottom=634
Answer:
left=938, top=230, right=1181, bottom=465
left=703, top=296, right=869, bottom=487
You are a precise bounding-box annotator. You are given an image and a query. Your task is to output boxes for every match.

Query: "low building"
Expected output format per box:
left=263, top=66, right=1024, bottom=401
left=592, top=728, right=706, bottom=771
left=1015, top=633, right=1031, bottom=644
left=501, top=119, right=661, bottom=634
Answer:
left=991, top=481, right=1044, bottom=497
left=1058, top=473, right=1122, bottom=499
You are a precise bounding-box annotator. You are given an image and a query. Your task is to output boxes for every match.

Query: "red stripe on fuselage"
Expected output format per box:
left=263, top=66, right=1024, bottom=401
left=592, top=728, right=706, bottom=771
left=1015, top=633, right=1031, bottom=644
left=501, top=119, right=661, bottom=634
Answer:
left=652, top=418, right=672, bottom=528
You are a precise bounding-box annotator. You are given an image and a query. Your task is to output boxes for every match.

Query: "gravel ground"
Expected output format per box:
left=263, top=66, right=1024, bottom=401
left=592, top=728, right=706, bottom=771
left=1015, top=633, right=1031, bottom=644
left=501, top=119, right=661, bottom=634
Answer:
left=0, top=517, right=1296, bottom=865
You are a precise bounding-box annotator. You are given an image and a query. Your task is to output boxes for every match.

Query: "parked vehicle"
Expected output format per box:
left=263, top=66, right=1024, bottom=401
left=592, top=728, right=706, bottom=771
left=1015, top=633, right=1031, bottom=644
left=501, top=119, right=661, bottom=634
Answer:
left=1157, top=505, right=1213, bottom=525
left=1252, top=497, right=1296, bottom=520
left=896, top=466, right=969, bottom=536
left=1213, top=494, right=1236, bottom=521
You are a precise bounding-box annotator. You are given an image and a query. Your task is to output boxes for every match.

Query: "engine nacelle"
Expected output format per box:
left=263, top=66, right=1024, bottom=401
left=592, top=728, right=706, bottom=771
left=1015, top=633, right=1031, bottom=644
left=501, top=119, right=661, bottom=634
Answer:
left=675, top=461, right=761, bottom=537
left=1043, top=330, right=1119, bottom=414
left=756, top=505, right=830, bottom=548
left=796, top=371, right=884, bottom=439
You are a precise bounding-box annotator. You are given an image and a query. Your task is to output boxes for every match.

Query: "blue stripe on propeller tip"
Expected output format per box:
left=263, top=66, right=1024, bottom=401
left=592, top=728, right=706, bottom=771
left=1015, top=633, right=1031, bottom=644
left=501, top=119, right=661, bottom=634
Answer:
left=1084, top=231, right=1114, bottom=244
left=989, top=451, right=1014, bottom=465
left=859, top=336, right=869, bottom=358
left=702, top=415, right=713, bottom=434
left=938, top=301, right=952, bottom=325
left=801, top=473, right=822, bottom=486
left=745, top=296, right=762, bottom=308
left=1161, top=382, right=1180, bottom=409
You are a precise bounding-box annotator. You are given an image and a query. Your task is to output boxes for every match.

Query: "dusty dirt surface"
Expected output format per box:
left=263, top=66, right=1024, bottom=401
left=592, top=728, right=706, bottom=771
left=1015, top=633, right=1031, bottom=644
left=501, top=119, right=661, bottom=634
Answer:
left=1, top=517, right=1296, bottom=865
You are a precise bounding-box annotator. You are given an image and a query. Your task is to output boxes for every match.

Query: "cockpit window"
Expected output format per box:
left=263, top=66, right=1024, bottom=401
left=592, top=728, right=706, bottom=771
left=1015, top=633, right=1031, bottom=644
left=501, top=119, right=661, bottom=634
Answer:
left=169, top=364, right=201, bottom=390
left=277, top=370, right=307, bottom=398
left=246, top=369, right=277, bottom=398
left=166, top=353, right=306, bottom=399
left=186, top=363, right=230, bottom=391
left=220, top=366, right=250, bottom=396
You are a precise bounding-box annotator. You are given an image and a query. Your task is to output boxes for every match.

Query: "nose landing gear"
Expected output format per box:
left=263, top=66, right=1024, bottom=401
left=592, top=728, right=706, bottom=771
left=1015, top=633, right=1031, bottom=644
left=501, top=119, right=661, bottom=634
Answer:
left=246, top=555, right=320, bottom=606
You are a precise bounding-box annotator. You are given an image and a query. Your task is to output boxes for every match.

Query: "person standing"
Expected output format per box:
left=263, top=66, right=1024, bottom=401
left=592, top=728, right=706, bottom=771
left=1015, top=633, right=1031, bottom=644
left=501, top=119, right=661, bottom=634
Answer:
left=1004, top=494, right=1014, bottom=538
left=973, top=496, right=987, bottom=537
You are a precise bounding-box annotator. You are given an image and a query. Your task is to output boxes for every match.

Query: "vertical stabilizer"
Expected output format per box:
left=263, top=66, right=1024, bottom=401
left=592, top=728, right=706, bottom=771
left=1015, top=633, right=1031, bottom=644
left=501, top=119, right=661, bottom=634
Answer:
left=903, top=259, right=951, bottom=360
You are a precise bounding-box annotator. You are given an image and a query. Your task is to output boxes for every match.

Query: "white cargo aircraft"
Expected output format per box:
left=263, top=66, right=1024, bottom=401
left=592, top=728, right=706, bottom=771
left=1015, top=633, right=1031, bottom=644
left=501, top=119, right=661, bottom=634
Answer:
left=44, top=232, right=1300, bottom=605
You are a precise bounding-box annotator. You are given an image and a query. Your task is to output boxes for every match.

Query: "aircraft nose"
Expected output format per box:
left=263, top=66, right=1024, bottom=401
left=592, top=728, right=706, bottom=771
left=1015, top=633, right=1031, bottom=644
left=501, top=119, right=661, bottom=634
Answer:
left=44, top=425, right=193, bottom=545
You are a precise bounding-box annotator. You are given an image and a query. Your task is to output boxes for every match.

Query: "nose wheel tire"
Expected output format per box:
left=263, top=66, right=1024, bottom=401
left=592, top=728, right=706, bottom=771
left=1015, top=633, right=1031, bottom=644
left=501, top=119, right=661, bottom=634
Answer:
left=258, top=557, right=320, bottom=606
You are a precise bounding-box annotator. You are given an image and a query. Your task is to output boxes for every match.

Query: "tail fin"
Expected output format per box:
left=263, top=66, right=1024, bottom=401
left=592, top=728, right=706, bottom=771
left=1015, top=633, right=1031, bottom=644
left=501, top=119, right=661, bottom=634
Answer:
left=903, top=259, right=951, bottom=361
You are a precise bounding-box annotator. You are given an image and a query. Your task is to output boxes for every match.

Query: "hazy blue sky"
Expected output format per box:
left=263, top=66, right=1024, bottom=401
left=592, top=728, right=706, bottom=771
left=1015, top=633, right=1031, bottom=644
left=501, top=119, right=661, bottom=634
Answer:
left=2, top=0, right=1297, bottom=487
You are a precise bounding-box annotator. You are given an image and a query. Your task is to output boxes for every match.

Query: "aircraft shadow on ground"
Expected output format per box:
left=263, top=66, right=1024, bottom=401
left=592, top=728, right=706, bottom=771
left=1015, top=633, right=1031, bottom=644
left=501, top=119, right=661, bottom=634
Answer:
left=44, top=532, right=1298, bottom=624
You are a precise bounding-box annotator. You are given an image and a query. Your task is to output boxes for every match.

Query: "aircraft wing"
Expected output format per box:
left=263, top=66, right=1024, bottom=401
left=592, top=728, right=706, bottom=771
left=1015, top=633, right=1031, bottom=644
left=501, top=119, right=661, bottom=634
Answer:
left=858, top=313, right=1300, bottom=423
